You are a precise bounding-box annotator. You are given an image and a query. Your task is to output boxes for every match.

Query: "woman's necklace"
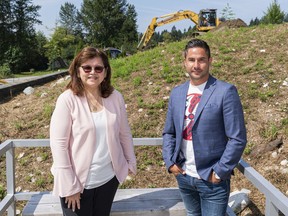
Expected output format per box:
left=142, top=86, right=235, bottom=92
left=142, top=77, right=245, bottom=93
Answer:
left=88, top=99, right=101, bottom=112
left=86, top=92, right=103, bottom=112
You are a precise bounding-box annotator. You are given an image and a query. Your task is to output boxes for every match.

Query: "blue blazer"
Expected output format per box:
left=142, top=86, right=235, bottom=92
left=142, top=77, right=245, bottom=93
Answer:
left=162, top=75, right=247, bottom=181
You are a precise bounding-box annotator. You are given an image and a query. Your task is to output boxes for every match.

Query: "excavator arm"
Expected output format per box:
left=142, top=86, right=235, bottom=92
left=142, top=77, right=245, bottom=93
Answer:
left=137, top=17, right=158, bottom=50
left=137, top=10, right=199, bottom=49
left=137, top=10, right=218, bottom=49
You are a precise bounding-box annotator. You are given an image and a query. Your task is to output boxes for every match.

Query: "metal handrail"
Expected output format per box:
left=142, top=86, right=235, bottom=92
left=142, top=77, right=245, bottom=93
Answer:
left=1, top=139, right=288, bottom=216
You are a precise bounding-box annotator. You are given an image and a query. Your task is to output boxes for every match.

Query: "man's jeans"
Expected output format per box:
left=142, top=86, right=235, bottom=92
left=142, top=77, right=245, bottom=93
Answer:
left=176, top=174, right=230, bottom=216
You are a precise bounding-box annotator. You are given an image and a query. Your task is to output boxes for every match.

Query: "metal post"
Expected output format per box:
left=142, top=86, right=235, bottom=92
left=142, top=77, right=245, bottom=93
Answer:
left=6, top=145, right=16, bottom=216
left=265, top=198, right=279, bottom=216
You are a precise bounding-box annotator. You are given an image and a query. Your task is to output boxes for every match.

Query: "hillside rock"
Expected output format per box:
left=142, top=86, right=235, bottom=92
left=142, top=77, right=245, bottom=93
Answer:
left=250, top=138, right=283, bottom=157
left=23, top=86, right=34, bottom=95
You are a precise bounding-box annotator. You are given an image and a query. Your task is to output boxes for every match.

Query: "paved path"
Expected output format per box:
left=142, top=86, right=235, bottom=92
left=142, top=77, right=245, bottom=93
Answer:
left=2, top=76, right=38, bottom=85
left=0, top=71, right=68, bottom=100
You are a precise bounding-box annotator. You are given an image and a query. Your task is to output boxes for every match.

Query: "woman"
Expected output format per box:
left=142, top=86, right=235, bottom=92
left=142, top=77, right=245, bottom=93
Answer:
left=50, top=47, right=137, bottom=216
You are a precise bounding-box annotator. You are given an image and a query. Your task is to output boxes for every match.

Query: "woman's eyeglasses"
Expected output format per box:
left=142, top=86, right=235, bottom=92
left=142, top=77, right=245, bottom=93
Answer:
left=81, top=65, right=105, bottom=73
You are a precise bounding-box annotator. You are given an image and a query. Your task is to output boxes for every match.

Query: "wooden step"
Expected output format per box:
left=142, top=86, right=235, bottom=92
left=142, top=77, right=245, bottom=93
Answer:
left=22, top=188, right=185, bottom=216
left=22, top=187, right=236, bottom=216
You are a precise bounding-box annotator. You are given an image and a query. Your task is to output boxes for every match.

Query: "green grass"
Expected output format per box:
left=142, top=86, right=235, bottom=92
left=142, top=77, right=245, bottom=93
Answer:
left=0, top=184, right=6, bottom=200
left=42, top=104, right=54, bottom=119
left=133, top=76, right=142, bottom=87
left=35, top=178, right=46, bottom=188
left=244, top=142, right=255, bottom=155
left=259, top=123, right=279, bottom=141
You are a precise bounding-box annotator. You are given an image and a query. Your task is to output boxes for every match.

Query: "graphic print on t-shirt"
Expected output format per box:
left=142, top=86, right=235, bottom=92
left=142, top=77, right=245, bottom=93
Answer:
left=182, top=93, right=201, bottom=140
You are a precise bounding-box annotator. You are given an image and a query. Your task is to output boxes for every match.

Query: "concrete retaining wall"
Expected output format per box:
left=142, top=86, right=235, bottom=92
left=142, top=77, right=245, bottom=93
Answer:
left=0, top=71, right=68, bottom=101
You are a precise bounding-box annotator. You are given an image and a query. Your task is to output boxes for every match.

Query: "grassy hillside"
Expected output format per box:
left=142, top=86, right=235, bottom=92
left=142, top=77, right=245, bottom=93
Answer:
left=0, top=23, right=287, bottom=215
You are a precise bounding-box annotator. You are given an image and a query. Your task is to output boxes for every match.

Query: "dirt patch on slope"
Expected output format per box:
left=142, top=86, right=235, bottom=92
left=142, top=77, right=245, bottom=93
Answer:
left=212, top=18, right=248, bottom=32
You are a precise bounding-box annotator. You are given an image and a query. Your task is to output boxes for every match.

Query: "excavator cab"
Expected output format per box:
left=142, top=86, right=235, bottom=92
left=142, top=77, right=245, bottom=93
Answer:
left=199, top=9, right=217, bottom=27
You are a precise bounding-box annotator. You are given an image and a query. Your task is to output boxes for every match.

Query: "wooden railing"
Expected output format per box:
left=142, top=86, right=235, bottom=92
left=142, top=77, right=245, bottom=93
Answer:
left=1, top=138, right=288, bottom=216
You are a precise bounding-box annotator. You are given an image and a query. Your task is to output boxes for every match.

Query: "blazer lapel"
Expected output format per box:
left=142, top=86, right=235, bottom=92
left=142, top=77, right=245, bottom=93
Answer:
left=178, top=81, right=190, bottom=129
left=194, top=76, right=217, bottom=124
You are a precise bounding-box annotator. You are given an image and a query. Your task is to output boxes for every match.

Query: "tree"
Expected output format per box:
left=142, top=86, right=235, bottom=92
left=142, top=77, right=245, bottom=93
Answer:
left=59, top=2, right=83, bottom=37
left=284, top=13, right=288, bottom=22
left=170, top=26, right=182, bottom=42
left=119, top=4, right=138, bottom=53
left=0, top=0, right=46, bottom=73
left=13, top=0, right=41, bottom=39
left=8, top=0, right=42, bottom=73
left=262, top=0, right=285, bottom=24
left=57, top=2, right=85, bottom=62
left=80, top=0, right=137, bottom=49
left=44, top=26, right=76, bottom=67
left=162, top=31, right=173, bottom=44
left=220, top=3, right=235, bottom=21
left=0, top=0, right=13, bottom=65
left=148, top=31, right=162, bottom=48
left=249, top=17, right=261, bottom=26
left=34, top=31, right=49, bottom=70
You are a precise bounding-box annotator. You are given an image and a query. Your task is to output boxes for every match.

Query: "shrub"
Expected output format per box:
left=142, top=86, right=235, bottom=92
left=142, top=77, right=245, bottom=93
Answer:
left=0, top=63, right=12, bottom=79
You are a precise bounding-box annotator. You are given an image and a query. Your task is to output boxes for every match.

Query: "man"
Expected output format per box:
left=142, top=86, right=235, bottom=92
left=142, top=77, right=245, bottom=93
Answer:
left=162, top=39, right=247, bottom=216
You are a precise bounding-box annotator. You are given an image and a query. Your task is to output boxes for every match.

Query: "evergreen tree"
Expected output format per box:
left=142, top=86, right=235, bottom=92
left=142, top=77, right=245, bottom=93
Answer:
left=170, top=26, right=182, bottom=42
left=155, top=31, right=163, bottom=43
left=249, top=19, right=255, bottom=26
left=220, top=3, right=235, bottom=21
left=80, top=0, right=137, bottom=49
left=59, top=2, right=83, bottom=37
left=249, top=17, right=261, bottom=26
left=152, top=31, right=163, bottom=45
left=162, top=31, right=172, bottom=44
left=284, top=13, right=288, bottom=22
left=1, top=0, right=46, bottom=73
left=254, top=17, right=261, bottom=25
left=119, top=4, right=138, bottom=53
left=184, top=26, right=194, bottom=38
left=13, top=0, right=41, bottom=38
left=0, top=0, right=13, bottom=65
left=8, top=0, right=42, bottom=72
left=32, top=31, right=49, bottom=70
left=58, top=2, right=85, bottom=61
left=262, top=0, right=285, bottom=24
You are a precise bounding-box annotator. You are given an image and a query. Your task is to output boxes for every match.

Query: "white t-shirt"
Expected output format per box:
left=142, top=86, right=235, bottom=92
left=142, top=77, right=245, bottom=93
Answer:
left=85, top=109, right=115, bottom=189
left=181, top=82, right=206, bottom=178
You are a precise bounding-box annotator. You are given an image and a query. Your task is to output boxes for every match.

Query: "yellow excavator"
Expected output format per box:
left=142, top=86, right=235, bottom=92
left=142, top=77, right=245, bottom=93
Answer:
left=137, top=9, right=221, bottom=49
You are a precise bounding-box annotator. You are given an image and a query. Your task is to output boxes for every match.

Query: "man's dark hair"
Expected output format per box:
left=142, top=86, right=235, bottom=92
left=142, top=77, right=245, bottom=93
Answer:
left=184, top=39, right=211, bottom=58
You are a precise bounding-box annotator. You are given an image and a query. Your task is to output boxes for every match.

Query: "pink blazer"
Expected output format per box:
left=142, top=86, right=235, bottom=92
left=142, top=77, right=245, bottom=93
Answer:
left=50, top=89, right=137, bottom=197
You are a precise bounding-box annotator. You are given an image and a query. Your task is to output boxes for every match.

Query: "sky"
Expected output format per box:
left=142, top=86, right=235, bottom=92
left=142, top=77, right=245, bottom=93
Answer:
left=33, top=0, right=288, bottom=37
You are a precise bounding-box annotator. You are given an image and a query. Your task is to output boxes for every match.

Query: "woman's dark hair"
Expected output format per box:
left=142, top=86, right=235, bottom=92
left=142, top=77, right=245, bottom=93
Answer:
left=184, top=39, right=211, bottom=59
left=66, top=47, right=114, bottom=98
